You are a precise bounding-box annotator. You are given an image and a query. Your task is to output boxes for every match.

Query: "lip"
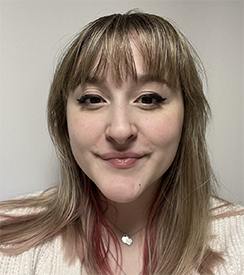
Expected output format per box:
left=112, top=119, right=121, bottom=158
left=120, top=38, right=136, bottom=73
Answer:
left=99, top=152, right=145, bottom=169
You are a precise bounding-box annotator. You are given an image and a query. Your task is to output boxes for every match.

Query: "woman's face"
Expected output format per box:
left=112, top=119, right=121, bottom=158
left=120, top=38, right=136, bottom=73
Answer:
left=67, top=41, right=184, bottom=203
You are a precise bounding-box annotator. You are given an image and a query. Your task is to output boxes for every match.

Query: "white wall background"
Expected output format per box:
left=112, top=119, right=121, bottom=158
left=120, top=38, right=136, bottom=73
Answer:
left=0, top=0, right=243, bottom=205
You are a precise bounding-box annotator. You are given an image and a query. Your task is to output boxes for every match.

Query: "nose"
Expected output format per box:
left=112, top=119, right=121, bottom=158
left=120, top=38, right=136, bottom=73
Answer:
left=105, top=106, right=137, bottom=145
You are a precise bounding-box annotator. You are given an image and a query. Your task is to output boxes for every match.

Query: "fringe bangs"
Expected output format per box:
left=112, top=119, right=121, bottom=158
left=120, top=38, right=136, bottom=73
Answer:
left=69, top=12, right=185, bottom=92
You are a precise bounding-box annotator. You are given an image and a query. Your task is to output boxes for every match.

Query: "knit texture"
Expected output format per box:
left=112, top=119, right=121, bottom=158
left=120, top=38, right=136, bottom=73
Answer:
left=0, top=198, right=243, bottom=275
left=210, top=200, right=244, bottom=274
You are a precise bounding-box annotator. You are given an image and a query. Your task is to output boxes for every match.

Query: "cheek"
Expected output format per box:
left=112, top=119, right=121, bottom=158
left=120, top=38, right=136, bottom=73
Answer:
left=147, top=113, right=184, bottom=147
left=67, top=115, right=103, bottom=150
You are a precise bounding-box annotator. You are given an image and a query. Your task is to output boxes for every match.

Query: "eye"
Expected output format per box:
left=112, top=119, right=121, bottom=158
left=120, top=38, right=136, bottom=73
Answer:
left=77, top=94, right=106, bottom=108
left=135, top=93, right=166, bottom=108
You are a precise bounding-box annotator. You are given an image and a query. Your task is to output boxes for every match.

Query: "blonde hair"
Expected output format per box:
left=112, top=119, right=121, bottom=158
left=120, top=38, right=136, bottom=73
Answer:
left=1, top=11, right=224, bottom=274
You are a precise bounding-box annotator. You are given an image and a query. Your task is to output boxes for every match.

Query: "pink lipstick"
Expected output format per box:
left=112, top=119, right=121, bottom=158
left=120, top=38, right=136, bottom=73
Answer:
left=100, top=152, right=144, bottom=169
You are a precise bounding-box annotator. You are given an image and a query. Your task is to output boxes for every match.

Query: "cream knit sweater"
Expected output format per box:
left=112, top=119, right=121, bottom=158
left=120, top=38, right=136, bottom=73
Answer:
left=0, top=199, right=243, bottom=275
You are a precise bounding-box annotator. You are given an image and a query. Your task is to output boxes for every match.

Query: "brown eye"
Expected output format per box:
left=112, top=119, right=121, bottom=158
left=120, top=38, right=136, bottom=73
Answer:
left=141, top=96, right=155, bottom=104
left=89, top=97, right=102, bottom=104
left=136, top=93, right=166, bottom=106
left=77, top=94, right=105, bottom=105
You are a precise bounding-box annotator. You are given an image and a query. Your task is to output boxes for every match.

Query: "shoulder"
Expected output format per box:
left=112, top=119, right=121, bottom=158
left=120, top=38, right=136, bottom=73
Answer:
left=0, top=235, right=81, bottom=275
left=0, top=189, right=58, bottom=217
left=211, top=197, right=244, bottom=216
left=0, top=190, right=82, bottom=274
left=210, top=197, right=244, bottom=274
left=211, top=197, right=244, bottom=248
left=0, top=192, right=44, bottom=218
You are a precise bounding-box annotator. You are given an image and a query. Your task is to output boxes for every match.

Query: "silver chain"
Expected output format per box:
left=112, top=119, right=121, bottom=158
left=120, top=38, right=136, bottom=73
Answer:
left=106, top=219, right=146, bottom=238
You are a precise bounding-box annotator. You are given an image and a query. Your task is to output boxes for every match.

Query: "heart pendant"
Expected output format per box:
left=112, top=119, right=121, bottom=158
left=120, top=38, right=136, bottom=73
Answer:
left=121, top=234, right=133, bottom=246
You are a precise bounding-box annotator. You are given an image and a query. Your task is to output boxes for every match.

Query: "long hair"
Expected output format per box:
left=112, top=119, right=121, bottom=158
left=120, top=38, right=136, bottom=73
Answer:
left=0, top=11, right=224, bottom=274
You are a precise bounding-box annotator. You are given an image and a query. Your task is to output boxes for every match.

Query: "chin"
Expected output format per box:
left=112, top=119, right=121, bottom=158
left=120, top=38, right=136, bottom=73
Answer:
left=109, top=196, right=138, bottom=204
left=100, top=188, right=142, bottom=204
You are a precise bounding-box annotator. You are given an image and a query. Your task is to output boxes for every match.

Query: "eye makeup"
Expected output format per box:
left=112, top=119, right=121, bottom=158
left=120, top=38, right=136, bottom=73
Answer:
left=77, top=94, right=105, bottom=105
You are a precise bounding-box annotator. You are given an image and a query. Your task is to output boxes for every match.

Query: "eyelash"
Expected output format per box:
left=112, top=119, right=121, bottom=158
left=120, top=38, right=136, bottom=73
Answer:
left=77, top=93, right=166, bottom=109
left=77, top=94, right=105, bottom=106
left=136, top=93, right=166, bottom=108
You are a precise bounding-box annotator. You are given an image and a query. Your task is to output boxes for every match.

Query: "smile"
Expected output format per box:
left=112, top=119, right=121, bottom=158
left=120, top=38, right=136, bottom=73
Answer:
left=99, top=152, right=145, bottom=169
left=105, top=157, right=142, bottom=168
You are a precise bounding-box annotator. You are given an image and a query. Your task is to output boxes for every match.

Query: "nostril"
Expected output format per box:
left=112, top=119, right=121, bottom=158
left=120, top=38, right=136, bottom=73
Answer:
left=105, top=124, right=137, bottom=145
left=106, top=133, right=136, bottom=145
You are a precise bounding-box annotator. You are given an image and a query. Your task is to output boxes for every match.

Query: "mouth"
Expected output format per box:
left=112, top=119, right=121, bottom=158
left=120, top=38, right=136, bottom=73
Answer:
left=99, top=152, right=145, bottom=169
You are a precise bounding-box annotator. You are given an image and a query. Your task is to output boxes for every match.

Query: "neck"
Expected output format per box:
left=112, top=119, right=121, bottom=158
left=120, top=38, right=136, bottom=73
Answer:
left=100, top=181, right=161, bottom=235
left=96, top=182, right=161, bottom=275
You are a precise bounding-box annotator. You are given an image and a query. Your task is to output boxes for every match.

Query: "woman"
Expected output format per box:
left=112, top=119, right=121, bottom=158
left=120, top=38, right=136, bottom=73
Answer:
left=0, top=11, right=243, bottom=275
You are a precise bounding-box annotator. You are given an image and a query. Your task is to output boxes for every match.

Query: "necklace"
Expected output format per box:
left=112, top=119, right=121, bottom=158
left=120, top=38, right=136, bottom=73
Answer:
left=107, top=220, right=146, bottom=246
left=109, top=250, right=142, bottom=275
